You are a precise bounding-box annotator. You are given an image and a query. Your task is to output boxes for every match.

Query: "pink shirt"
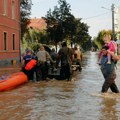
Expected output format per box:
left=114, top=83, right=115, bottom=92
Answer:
left=106, top=41, right=117, bottom=53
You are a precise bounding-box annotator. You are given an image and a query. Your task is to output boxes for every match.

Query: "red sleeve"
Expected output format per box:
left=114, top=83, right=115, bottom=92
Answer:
left=108, top=41, right=116, bottom=52
left=98, top=50, right=102, bottom=59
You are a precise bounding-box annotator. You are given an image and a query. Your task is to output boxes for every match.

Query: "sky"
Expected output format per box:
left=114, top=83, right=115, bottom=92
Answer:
left=30, top=0, right=120, bottom=38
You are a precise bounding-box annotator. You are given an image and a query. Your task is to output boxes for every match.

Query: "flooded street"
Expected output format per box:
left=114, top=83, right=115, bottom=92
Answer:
left=0, top=52, right=120, bottom=120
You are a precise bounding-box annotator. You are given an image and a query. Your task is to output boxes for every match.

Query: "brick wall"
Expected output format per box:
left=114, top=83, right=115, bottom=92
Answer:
left=0, top=0, right=20, bottom=62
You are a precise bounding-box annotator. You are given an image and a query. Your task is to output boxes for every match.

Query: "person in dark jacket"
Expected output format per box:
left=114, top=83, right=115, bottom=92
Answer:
left=58, top=41, right=74, bottom=80
left=22, top=49, right=35, bottom=81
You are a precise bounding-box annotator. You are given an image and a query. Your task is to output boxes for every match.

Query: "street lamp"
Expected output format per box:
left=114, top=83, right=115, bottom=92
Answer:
left=102, top=4, right=115, bottom=40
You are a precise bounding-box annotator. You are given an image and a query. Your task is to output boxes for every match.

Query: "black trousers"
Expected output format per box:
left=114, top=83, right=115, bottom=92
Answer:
left=22, top=67, right=34, bottom=81
left=60, top=63, right=71, bottom=80
left=36, top=65, right=42, bottom=81
left=36, top=62, right=48, bottom=80
left=101, top=68, right=119, bottom=93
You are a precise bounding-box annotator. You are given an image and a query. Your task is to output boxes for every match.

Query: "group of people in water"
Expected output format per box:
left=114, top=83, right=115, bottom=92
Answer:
left=21, top=41, right=83, bottom=82
left=21, top=33, right=120, bottom=94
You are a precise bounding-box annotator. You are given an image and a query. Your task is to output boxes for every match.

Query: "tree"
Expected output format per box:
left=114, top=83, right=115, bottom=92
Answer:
left=82, top=39, right=92, bottom=51
left=73, top=19, right=91, bottom=46
left=20, top=0, right=32, bottom=42
left=44, top=0, right=74, bottom=46
left=44, top=0, right=91, bottom=51
left=96, top=30, right=112, bottom=49
left=23, top=28, right=48, bottom=47
left=92, top=37, right=100, bottom=50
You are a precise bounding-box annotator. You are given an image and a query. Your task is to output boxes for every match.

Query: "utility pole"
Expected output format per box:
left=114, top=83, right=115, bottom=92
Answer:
left=102, top=4, right=115, bottom=40
left=111, top=4, right=115, bottom=40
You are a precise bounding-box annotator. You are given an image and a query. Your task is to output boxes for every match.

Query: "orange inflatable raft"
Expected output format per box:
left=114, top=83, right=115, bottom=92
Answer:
left=0, top=72, right=28, bottom=91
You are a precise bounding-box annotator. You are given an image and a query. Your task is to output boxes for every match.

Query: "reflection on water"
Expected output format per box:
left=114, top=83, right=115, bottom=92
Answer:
left=100, top=98, right=118, bottom=120
left=0, top=51, right=120, bottom=120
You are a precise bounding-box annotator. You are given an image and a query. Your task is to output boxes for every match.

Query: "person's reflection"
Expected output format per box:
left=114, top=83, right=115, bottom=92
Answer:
left=100, top=98, right=118, bottom=120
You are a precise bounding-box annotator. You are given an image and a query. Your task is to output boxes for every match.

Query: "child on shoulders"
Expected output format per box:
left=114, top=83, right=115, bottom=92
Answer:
left=98, top=34, right=117, bottom=64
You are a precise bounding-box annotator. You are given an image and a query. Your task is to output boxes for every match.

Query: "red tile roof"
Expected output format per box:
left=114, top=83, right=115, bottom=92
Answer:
left=28, top=18, right=47, bottom=30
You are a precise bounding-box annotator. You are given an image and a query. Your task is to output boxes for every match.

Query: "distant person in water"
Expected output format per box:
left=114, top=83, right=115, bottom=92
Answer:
left=58, top=41, right=74, bottom=80
left=73, top=46, right=83, bottom=71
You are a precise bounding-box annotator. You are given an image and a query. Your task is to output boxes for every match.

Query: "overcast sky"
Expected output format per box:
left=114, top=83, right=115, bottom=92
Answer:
left=30, top=0, right=120, bottom=38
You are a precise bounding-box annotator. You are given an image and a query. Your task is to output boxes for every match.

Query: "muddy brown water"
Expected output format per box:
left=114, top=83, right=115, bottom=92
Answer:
left=0, top=51, right=120, bottom=120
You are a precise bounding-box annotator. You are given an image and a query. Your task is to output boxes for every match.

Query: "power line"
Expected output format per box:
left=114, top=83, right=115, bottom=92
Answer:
left=82, top=12, right=111, bottom=20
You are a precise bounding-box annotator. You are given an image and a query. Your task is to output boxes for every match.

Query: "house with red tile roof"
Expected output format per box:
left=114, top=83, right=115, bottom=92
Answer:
left=28, top=18, right=47, bottom=31
left=0, top=0, right=20, bottom=65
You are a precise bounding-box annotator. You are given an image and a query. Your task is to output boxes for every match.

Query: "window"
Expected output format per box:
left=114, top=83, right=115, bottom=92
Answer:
left=4, top=0, right=7, bottom=15
left=12, top=34, right=15, bottom=50
left=12, top=1, right=15, bottom=19
left=4, top=32, right=7, bottom=50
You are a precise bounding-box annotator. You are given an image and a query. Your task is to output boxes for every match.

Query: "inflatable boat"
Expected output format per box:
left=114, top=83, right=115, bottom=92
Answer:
left=0, top=72, right=28, bottom=91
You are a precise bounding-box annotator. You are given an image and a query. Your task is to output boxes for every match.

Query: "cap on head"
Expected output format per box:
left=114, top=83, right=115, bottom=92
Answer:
left=26, top=48, right=31, bottom=53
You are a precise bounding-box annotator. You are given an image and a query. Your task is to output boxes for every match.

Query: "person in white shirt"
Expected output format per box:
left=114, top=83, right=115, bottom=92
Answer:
left=36, top=46, right=54, bottom=81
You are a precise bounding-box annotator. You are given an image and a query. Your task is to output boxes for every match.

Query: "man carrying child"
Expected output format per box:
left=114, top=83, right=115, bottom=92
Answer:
left=99, top=34, right=119, bottom=93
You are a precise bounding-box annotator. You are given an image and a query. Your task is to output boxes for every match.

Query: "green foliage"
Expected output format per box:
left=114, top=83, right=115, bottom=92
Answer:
left=81, top=38, right=92, bottom=51
left=30, top=43, right=40, bottom=53
left=44, top=0, right=72, bottom=44
left=44, top=0, right=91, bottom=50
left=20, top=0, right=32, bottom=42
left=92, top=37, right=101, bottom=50
left=95, top=30, right=112, bottom=49
left=23, top=28, right=48, bottom=45
left=74, top=19, right=90, bottom=45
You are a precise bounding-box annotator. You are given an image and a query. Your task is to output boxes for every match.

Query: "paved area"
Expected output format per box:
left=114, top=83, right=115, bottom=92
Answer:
left=0, top=64, right=21, bottom=76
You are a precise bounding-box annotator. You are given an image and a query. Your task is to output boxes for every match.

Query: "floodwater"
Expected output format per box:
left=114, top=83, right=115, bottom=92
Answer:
left=0, top=51, right=120, bottom=120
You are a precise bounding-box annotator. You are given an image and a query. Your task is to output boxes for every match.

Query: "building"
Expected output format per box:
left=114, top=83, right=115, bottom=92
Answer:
left=114, top=6, right=120, bottom=40
left=28, top=18, right=47, bottom=31
left=0, top=0, right=20, bottom=65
